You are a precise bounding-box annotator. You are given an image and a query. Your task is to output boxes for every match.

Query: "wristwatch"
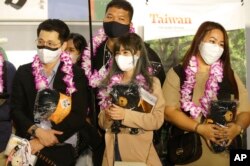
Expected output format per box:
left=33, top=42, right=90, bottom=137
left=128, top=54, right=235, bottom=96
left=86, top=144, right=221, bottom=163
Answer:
left=31, top=125, right=39, bottom=137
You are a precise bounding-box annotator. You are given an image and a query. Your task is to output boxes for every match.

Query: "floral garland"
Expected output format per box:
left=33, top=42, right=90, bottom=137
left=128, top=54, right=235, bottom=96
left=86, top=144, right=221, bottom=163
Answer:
left=0, top=52, right=4, bottom=93
left=98, top=74, right=149, bottom=110
left=32, top=52, right=76, bottom=96
left=81, top=27, right=135, bottom=88
left=180, top=56, right=223, bottom=118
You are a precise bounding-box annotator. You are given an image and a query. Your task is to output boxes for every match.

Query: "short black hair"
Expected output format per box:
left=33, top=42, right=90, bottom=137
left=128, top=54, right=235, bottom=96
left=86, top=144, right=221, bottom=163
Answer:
left=105, top=0, right=134, bottom=21
left=37, top=19, right=70, bottom=43
left=68, top=33, right=87, bottom=54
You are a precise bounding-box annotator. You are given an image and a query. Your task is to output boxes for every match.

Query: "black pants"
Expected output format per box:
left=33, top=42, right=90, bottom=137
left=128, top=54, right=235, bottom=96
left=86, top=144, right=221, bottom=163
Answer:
left=92, top=139, right=105, bottom=166
left=35, top=144, right=75, bottom=166
left=78, top=124, right=104, bottom=166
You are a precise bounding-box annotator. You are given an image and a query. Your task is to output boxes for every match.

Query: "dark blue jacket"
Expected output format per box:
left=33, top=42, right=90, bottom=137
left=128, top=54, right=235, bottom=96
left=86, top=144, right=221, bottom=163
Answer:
left=0, top=61, right=16, bottom=152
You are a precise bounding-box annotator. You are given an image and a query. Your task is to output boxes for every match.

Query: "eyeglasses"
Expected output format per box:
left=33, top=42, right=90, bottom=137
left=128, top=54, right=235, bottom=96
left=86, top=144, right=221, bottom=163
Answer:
left=36, top=39, right=61, bottom=48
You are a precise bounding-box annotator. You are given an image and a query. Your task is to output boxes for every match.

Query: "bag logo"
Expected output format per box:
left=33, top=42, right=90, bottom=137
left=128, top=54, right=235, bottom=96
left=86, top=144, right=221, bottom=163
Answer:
left=176, top=148, right=184, bottom=156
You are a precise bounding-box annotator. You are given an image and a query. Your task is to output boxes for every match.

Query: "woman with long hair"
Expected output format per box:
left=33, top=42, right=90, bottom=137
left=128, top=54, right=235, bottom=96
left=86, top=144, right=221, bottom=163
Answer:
left=98, top=33, right=165, bottom=166
left=163, top=21, right=250, bottom=165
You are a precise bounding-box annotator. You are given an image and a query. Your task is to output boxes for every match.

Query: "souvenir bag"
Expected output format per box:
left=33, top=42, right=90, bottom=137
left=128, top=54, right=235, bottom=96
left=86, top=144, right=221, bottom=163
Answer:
left=110, top=83, right=156, bottom=134
left=109, top=83, right=141, bottom=134
left=4, top=135, right=57, bottom=165
left=206, top=100, right=242, bottom=153
left=4, top=134, right=38, bottom=166
left=33, top=88, right=72, bottom=126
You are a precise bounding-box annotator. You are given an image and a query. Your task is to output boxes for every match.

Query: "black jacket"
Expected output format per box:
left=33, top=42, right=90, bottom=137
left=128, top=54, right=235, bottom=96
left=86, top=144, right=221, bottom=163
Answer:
left=11, top=62, right=88, bottom=142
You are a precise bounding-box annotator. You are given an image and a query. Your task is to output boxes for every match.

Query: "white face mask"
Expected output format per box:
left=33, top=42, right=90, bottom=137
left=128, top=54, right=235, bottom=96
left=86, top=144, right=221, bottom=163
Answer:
left=37, top=48, right=62, bottom=64
left=115, top=54, right=139, bottom=71
left=199, top=42, right=224, bottom=65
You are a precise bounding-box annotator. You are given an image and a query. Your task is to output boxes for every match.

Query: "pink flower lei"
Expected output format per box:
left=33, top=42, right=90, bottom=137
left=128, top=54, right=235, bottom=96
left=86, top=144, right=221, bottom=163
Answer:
left=98, top=74, right=149, bottom=110
left=32, top=52, right=76, bottom=96
left=81, top=27, right=135, bottom=88
left=180, top=56, right=223, bottom=118
left=0, top=52, right=4, bottom=93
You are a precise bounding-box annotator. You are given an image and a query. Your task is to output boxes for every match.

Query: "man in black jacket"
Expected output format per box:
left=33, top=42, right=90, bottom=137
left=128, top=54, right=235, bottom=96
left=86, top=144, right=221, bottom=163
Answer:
left=11, top=19, right=89, bottom=166
left=81, top=0, right=166, bottom=165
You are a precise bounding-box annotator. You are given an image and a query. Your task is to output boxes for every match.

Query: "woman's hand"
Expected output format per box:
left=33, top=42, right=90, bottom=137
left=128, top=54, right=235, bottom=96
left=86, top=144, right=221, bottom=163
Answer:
left=223, top=122, right=242, bottom=146
left=107, top=104, right=126, bottom=120
left=196, top=123, right=224, bottom=146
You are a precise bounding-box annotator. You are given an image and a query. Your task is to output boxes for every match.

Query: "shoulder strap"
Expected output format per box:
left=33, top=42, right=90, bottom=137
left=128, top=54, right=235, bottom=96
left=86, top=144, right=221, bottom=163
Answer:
left=217, top=77, right=234, bottom=100
left=173, top=64, right=185, bottom=87
left=172, top=64, right=190, bottom=116
left=173, top=64, right=234, bottom=100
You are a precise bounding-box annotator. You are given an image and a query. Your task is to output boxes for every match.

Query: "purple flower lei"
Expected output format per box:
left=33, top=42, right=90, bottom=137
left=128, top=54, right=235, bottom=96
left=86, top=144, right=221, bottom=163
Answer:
left=0, top=52, right=4, bottom=93
left=32, top=52, right=76, bottom=96
left=81, top=27, right=135, bottom=88
left=180, top=56, right=223, bottom=118
left=98, top=74, right=149, bottom=110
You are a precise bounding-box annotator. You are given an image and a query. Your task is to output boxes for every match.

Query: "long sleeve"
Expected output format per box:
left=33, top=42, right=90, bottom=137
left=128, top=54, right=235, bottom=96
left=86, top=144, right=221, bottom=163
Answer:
left=234, top=72, right=250, bottom=113
left=162, top=67, right=181, bottom=107
left=11, top=64, right=36, bottom=136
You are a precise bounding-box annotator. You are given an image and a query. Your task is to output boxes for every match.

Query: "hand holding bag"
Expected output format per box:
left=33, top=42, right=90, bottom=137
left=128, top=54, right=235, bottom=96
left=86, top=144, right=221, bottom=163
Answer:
left=34, top=89, right=72, bottom=125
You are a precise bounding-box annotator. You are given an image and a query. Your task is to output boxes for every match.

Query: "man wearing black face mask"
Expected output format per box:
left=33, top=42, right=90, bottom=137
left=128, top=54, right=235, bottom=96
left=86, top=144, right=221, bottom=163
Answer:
left=90, top=0, right=165, bottom=85
left=103, top=21, right=130, bottom=38
left=81, top=0, right=166, bottom=165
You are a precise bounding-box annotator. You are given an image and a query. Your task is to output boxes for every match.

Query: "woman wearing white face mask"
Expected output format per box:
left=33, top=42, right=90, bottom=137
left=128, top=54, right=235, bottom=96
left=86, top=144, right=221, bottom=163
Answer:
left=163, top=21, right=250, bottom=165
left=98, top=33, right=165, bottom=166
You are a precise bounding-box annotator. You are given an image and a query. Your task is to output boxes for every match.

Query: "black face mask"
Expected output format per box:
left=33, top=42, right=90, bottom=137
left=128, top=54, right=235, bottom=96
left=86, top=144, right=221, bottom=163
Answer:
left=37, top=45, right=59, bottom=51
left=103, top=21, right=130, bottom=38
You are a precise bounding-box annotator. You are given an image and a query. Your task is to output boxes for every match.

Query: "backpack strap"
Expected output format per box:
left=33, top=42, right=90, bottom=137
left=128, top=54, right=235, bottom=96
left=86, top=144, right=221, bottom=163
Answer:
left=173, top=64, right=185, bottom=87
